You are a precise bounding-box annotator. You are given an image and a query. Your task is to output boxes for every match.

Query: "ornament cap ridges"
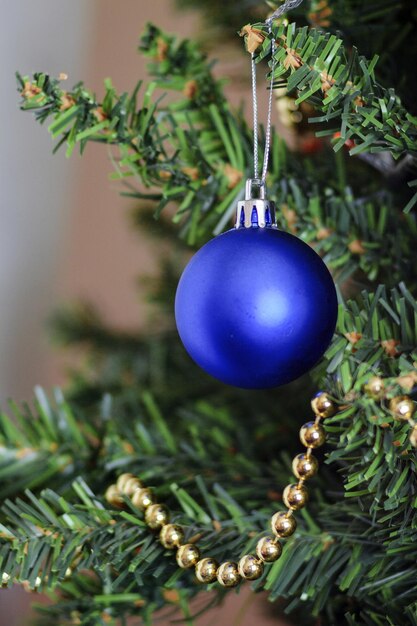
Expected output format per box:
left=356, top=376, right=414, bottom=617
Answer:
left=235, top=178, right=276, bottom=229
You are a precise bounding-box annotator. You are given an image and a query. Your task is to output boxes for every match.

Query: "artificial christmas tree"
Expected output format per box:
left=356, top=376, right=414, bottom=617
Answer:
left=2, top=1, right=417, bottom=624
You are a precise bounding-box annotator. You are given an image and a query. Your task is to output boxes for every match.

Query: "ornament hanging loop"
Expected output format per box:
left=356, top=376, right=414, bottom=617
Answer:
left=235, top=178, right=276, bottom=229
left=246, top=178, right=266, bottom=200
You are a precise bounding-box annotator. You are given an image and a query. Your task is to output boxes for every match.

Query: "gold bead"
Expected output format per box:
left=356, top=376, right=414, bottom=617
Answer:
left=195, top=557, right=219, bottom=583
left=283, top=484, right=308, bottom=510
left=311, top=392, right=336, bottom=418
left=216, top=562, right=241, bottom=587
left=131, top=488, right=155, bottom=510
left=300, top=421, right=326, bottom=448
left=238, top=555, right=264, bottom=580
left=144, top=504, right=170, bottom=529
left=271, top=511, right=297, bottom=537
left=292, top=453, right=319, bottom=480
left=105, top=485, right=123, bottom=508
left=364, top=376, right=385, bottom=399
left=122, top=476, right=143, bottom=497
left=256, top=536, right=282, bottom=562
left=116, top=473, right=135, bottom=492
left=159, top=524, right=184, bottom=549
left=176, top=544, right=201, bottom=569
left=389, top=396, right=415, bottom=421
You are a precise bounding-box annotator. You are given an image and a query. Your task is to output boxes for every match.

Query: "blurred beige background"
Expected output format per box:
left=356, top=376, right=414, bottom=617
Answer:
left=0, top=1, right=288, bottom=624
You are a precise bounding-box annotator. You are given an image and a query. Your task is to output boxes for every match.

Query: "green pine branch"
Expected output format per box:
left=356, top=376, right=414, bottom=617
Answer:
left=177, top=0, right=417, bottom=114
left=1, top=284, right=417, bottom=624
left=253, top=22, right=417, bottom=162
left=9, top=15, right=417, bottom=626
left=325, top=282, right=417, bottom=393
left=17, top=24, right=417, bottom=286
left=17, top=23, right=250, bottom=247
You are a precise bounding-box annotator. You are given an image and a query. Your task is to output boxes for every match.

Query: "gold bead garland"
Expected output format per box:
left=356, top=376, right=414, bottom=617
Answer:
left=122, top=476, right=143, bottom=496
left=282, top=483, right=308, bottom=510
left=389, top=396, right=415, bottom=421
left=176, top=544, right=201, bottom=568
left=292, top=453, right=319, bottom=479
left=363, top=376, right=417, bottom=446
left=271, top=511, right=297, bottom=537
left=311, top=392, right=336, bottom=418
left=217, top=561, right=241, bottom=587
left=105, top=391, right=337, bottom=588
left=145, top=504, right=170, bottom=529
left=132, top=487, right=155, bottom=510
left=300, top=421, right=326, bottom=448
left=160, top=524, right=184, bottom=549
left=105, top=484, right=123, bottom=508
left=255, top=536, right=282, bottom=562
left=364, top=376, right=385, bottom=400
left=238, top=554, right=264, bottom=580
left=389, top=394, right=416, bottom=443
left=195, top=557, right=218, bottom=583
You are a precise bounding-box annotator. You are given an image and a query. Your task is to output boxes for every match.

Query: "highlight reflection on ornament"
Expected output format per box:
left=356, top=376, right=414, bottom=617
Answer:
left=256, top=289, right=290, bottom=328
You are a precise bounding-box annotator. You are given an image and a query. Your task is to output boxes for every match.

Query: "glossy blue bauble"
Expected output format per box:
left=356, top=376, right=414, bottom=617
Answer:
left=175, top=227, right=338, bottom=389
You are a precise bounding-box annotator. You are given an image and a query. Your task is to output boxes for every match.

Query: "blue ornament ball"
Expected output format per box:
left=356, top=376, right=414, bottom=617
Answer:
left=175, top=227, right=338, bottom=389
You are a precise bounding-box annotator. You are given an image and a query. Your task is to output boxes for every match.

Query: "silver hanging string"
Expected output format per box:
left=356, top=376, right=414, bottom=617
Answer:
left=265, top=0, right=304, bottom=25
left=251, top=26, right=277, bottom=184
left=251, top=0, right=304, bottom=183
left=237, top=1, right=305, bottom=228
left=251, top=52, right=260, bottom=180
left=261, top=32, right=276, bottom=183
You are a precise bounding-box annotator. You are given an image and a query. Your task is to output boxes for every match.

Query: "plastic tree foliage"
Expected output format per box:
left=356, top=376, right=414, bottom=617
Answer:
left=2, top=1, right=417, bottom=625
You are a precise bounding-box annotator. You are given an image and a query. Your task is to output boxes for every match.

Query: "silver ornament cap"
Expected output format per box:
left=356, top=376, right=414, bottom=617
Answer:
left=235, top=178, right=276, bottom=229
